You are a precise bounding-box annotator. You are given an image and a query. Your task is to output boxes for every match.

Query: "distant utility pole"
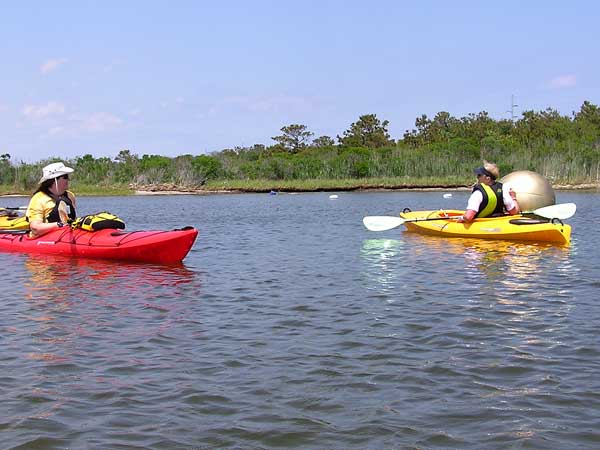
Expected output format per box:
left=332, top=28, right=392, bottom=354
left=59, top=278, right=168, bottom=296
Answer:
left=507, top=94, right=518, bottom=121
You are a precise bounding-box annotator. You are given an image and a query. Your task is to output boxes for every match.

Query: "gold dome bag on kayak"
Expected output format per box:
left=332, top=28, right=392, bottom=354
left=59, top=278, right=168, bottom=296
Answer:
left=71, top=212, right=125, bottom=231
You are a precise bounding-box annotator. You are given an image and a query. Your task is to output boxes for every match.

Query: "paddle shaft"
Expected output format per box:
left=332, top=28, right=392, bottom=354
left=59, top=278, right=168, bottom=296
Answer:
left=362, top=214, right=458, bottom=231
left=0, top=229, right=28, bottom=235
left=402, top=215, right=460, bottom=224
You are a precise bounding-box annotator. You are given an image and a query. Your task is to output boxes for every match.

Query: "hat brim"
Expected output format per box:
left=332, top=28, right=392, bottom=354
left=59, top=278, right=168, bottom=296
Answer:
left=39, top=167, right=74, bottom=184
left=474, top=167, right=494, bottom=179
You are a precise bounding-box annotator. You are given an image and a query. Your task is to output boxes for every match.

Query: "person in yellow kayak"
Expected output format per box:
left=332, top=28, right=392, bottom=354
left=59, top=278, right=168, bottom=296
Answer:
left=457, top=161, right=520, bottom=223
left=26, top=162, right=77, bottom=237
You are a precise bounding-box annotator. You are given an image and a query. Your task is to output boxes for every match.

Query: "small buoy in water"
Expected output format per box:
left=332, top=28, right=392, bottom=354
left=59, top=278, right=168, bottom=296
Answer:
left=329, top=194, right=338, bottom=199
left=443, top=193, right=452, bottom=199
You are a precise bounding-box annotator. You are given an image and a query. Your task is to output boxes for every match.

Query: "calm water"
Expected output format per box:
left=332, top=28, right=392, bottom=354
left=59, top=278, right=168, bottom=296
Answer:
left=1, top=190, right=599, bottom=450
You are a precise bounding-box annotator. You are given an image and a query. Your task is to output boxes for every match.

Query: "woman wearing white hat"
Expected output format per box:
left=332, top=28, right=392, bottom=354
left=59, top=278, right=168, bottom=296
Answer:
left=26, top=162, right=77, bottom=237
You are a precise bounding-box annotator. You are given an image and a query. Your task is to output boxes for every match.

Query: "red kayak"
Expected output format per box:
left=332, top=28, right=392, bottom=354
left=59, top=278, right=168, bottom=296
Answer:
left=0, top=226, right=198, bottom=264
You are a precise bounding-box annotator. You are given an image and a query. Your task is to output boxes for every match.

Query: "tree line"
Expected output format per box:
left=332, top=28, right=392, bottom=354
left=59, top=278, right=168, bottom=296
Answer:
left=1, top=101, right=599, bottom=192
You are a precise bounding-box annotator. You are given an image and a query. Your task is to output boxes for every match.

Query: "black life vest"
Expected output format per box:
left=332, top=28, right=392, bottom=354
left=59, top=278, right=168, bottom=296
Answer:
left=46, top=192, right=77, bottom=223
left=473, top=182, right=504, bottom=218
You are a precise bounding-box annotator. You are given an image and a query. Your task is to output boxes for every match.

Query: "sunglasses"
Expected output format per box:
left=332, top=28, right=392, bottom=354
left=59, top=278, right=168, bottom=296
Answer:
left=58, top=174, right=70, bottom=180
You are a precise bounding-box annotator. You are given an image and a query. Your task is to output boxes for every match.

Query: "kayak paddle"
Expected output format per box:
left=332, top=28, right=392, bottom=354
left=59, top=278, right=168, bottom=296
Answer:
left=522, top=202, right=576, bottom=220
left=363, top=202, right=577, bottom=232
left=0, top=206, right=26, bottom=217
left=363, top=214, right=460, bottom=231
left=0, top=229, right=29, bottom=235
left=0, top=206, right=27, bottom=216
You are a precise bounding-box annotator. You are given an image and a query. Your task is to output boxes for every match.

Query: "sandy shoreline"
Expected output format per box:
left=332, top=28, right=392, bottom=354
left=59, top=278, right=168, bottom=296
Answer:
left=2, top=183, right=599, bottom=198
left=133, top=183, right=600, bottom=195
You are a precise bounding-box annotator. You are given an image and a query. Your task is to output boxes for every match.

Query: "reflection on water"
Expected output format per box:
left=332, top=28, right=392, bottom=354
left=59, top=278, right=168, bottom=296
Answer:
left=21, top=254, right=201, bottom=340
left=12, top=255, right=201, bottom=422
left=405, top=232, right=572, bottom=281
left=23, top=254, right=198, bottom=302
left=398, top=233, right=575, bottom=360
left=361, top=233, right=572, bottom=293
left=360, top=238, right=405, bottom=296
left=360, top=232, right=575, bottom=334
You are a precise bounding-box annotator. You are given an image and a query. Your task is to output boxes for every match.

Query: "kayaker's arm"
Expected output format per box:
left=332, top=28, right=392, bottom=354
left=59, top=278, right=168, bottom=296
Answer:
left=29, top=218, right=66, bottom=237
left=457, top=209, right=477, bottom=223
left=26, top=198, right=58, bottom=237
left=505, top=188, right=520, bottom=215
left=27, top=198, right=69, bottom=237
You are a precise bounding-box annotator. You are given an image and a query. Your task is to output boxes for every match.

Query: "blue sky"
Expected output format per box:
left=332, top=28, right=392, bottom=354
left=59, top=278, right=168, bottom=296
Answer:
left=1, top=1, right=598, bottom=162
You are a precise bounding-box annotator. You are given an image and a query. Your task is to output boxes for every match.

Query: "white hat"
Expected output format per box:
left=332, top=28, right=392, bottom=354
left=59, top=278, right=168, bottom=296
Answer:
left=39, top=162, right=74, bottom=183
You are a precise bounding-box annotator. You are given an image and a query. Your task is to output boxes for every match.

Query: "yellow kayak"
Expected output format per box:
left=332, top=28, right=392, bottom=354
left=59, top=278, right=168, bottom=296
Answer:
left=400, top=209, right=571, bottom=246
left=0, top=214, right=29, bottom=230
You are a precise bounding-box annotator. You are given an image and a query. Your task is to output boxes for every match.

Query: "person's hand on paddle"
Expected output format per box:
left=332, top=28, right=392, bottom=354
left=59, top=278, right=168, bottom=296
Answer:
left=457, top=210, right=476, bottom=223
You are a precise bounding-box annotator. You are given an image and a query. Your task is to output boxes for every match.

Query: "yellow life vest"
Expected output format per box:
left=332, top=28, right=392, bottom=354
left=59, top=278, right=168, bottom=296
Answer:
left=474, top=182, right=504, bottom=218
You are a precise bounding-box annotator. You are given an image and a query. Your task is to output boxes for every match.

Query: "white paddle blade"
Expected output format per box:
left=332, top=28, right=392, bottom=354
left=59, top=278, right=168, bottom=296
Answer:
left=363, top=216, right=404, bottom=232
left=532, top=203, right=577, bottom=220
left=58, top=200, right=70, bottom=223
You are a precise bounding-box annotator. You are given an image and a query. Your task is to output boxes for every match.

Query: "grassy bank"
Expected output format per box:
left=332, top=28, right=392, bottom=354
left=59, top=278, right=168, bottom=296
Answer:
left=3, top=177, right=472, bottom=196
left=0, top=183, right=133, bottom=197
left=4, top=176, right=599, bottom=197
left=2, top=177, right=470, bottom=196
left=201, top=176, right=471, bottom=192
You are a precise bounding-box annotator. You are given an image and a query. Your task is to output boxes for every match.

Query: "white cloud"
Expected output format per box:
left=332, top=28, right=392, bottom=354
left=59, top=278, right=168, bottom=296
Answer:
left=546, top=74, right=577, bottom=89
left=81, top=112, right=123, bottom=132
left=211, top=94, right=316, bottom=115
left=22, top=102, right=66, bottom=120
left=37, top=112, right=123, bottom=138
left=41, top=58, right=68, bottom=74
